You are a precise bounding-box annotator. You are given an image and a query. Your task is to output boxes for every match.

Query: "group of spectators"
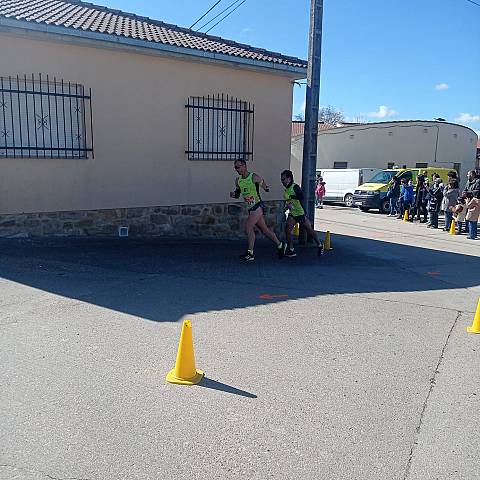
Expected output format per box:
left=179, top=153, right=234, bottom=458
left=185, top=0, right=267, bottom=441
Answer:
left=386, top=169, right=480, bottom=240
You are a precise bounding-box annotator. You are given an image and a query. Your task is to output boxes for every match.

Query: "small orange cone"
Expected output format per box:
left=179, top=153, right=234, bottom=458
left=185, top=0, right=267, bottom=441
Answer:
left=449, top=219, right=456, bottom=235
left=324, top=231, right=333, bottom=250
left=293, top=223, right=300, bottom=237
left=403, top=210, right=409, bottom=222
left=166, top=320, right=204, bottom=385
left=467, top=299, right=480, bottom=334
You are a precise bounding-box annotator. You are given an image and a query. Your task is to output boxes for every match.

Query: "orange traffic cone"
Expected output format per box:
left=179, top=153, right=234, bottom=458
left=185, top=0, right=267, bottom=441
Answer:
left=449, top=219, right=456, bottom=235
left=166, top=320, right=204, bottom=385
left=467, top=299, right=480, bottom=334
left=403, top=210, right=409, bottom=222
left=324, top=231, right=333, bottom=250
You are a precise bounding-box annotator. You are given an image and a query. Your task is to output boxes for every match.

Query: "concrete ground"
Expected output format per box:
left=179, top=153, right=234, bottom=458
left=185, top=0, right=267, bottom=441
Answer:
left=0, top=206, right=479, bottom=480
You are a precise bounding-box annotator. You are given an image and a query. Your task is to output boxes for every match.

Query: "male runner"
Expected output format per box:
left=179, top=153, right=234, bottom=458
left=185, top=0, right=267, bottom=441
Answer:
left=280, top=169, right=324, bottom=257
left=230, top=159, right=285, bottom=261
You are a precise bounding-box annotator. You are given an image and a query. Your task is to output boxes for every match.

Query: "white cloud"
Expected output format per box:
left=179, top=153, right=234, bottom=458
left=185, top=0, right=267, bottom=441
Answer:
left=240, top=27, right=252, bottom=35
left=365, top=105, right=398, bottom=119
left=435, top=83, right=449, bottom=90
left=455, top=113, right=480, bottom=123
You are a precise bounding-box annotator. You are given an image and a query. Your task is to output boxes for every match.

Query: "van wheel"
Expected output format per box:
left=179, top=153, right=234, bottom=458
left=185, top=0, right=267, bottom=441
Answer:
left=359, top=207, right=370, bottom=212
left=344, top=193, right=354, bottom=207
left=380, top=198, right=390, bottom=214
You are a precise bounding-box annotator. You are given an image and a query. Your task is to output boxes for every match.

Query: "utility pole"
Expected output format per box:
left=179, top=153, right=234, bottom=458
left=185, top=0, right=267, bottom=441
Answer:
left=301, top=0, right=323, bottom=226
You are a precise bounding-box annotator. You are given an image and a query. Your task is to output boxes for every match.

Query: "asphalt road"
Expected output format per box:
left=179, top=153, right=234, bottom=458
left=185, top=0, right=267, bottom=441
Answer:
left=1, top=206, right=479, bottom=480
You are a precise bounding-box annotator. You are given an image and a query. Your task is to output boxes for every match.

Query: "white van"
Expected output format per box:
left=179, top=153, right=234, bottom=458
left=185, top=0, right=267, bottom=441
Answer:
left=317, top=168, right=381, bottom=207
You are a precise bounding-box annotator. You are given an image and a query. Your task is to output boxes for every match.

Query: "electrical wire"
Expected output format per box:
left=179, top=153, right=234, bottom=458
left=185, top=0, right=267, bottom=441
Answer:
left=189, top=1, right=223, bottom=29
left=197, top=0, right=244, bottom=31
left=464, top=0, right=480, bottom=7
left=204, top=0, right=247, bottom=34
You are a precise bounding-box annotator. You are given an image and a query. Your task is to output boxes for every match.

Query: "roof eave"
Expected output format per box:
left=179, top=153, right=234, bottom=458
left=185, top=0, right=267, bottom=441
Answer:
left=0, top=17, right=307, bottom=79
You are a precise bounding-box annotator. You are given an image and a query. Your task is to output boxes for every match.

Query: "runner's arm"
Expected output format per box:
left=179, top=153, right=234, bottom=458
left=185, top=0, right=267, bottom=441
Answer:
left=230, top=178, right=241, bottom=198
left=252, top=173, right=270, bottom=192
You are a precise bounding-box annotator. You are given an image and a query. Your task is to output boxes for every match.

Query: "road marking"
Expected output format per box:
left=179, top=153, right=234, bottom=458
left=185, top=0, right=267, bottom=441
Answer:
left=259, top=294, right=289, bottom=300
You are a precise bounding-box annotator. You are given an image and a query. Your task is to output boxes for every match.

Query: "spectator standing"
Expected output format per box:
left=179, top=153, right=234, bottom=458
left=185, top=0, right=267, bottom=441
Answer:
left=315, top=177, right=326, bottom=209
left=426, top=178, right=443, bottom=228
left=463, top=170, right=480, bottom=199
left=453, top=198, right=467, bottom=234
left=413, top=174, right=428, bottom=223
left=398, top=179, right=414, bottom=220
left=441, top=177, right=459, bottom=231
left=387, top=175, right=401, bottom=216
left=465, top=192, right=480, bottom=240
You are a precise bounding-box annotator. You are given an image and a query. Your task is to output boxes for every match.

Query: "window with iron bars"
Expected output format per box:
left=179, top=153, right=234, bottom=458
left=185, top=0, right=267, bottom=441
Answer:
left=186, top=94, right=254, bottom=161
left=0, top=74, right=94, bottom=159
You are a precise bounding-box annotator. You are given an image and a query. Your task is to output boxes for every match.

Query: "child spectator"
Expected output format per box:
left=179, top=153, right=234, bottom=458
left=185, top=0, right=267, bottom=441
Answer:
left=453, top=198, right=467, bottom=234
left=465, top=192, right=480, bottom=240
left=315, top=177, right=326, bottom=209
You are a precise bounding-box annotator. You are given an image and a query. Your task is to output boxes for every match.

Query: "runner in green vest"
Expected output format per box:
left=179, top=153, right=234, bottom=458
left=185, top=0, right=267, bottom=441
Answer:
left=230, top=159, right=285, bottom=261
left=281, top=170, right=324, bottom=257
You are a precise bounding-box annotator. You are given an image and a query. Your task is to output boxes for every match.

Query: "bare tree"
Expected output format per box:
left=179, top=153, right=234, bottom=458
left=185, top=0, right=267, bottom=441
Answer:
left=293, top=105, right=344, bottom=126
left=319, top=105, right=344, bottom=126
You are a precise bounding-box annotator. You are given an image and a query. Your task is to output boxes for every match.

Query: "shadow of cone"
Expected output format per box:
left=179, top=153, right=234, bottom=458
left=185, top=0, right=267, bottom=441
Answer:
left=449, top=219, right=456, bottom=235
left=467, top=299, right=480, bottom=334
left=166, top=320, right=204, bottom=385
left=293, top=223, right=300, bottom=237
left=403, top=210, right=409, bottom=222
left=324, top=231, right=333, bottom=250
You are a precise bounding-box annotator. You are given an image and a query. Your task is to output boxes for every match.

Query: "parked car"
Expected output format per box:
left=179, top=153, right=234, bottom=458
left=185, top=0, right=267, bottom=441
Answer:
left=316, top=168, right=382, bottom=207
left=353, top=167, right=456, bottom=213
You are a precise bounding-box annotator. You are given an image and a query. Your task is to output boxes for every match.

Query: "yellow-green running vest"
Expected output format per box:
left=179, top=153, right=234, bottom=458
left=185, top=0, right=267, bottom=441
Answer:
left=238, top=172, right=261, bottom=209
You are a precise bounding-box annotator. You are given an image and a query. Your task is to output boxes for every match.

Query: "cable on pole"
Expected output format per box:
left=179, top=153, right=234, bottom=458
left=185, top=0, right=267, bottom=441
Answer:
left=204, top=0, right=247, bottom=34
left=189, top=0, right=223, bottom=29
left=197, top=0, right=244, bottom=31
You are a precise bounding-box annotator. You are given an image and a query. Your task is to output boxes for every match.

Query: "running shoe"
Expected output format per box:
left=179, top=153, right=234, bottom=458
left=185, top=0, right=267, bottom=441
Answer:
left=239, top=251, right=255, bottom=261
left=284, top=248, right=297, bottom=258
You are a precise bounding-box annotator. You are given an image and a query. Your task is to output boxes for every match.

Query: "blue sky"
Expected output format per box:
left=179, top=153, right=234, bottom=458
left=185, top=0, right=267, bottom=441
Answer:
left=100, top=0, right=479, bottom=135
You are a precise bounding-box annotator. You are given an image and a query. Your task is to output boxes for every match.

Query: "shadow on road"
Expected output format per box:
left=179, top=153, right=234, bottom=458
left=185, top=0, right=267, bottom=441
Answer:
left=0, top=234, right=478, bottom=323
left=196, top=377, right=257, bottom=398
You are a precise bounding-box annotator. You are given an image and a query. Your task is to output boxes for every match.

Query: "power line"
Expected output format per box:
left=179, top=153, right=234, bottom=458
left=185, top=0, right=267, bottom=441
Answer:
left=189, top=1, right=223, bottom=29
left=197, top=0, right=244, bottom=31
left=204, top=0, right=247, bottom=34
left=464, top=0, right=480, bottom=7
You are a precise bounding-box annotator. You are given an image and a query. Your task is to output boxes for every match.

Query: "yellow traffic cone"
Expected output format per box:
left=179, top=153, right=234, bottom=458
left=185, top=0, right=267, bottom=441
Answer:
left=293, top=223, right=300, bottom=237
left=449, top=219, right=456, bottom=235
left=166, top=320, right=204, bottom=385
left=467, top=299, right=480, bottom=334
left=324, top=231, right=333, bottom=250
left=403, top=210, right=409, bottom=222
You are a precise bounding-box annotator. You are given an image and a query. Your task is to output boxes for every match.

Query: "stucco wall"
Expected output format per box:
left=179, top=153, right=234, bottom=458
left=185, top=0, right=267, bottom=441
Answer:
left=291, top=121, right=478, bottom=184
left=0, top=32, right=295, bottom=214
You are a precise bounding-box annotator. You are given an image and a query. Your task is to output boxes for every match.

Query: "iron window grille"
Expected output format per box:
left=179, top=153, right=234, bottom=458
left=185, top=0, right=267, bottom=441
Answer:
left=186, top=94, right=254, bottom=161
left=0, top=74, right=94, bottom=159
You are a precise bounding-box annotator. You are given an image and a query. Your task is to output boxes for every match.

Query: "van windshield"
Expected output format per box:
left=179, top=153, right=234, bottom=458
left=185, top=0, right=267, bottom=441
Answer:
left=369, top=171, right=396, bottom=184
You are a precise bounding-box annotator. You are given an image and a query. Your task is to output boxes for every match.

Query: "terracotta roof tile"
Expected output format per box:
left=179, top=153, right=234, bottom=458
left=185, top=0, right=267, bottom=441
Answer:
left=0, top=0, right=307, bottom=69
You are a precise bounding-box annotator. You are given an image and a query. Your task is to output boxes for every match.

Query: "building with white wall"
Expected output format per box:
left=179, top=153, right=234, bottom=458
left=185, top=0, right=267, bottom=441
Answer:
left=291, top=120, right=478, bottom=183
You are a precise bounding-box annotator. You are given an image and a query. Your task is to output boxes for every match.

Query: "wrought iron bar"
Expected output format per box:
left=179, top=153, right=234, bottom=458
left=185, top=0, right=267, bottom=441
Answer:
left=0, top=74, right=93, bottom=158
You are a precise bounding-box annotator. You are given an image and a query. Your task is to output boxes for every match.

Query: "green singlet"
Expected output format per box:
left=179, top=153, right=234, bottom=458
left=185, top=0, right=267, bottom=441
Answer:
left=238, top=172, right=261, bottom=209
left=284, top=183, right=305, bottom=217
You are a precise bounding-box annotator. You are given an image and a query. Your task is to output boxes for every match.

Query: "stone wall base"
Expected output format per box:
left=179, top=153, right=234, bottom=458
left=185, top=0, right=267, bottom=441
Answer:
left=0, top=201, right=285, bottom=239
